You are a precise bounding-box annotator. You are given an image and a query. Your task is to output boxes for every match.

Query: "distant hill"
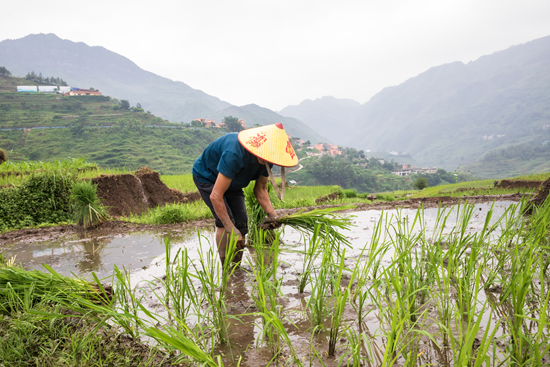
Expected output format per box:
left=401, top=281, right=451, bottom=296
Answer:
left=278, top=96, right=360, bottom=145
left=207, top=104, right=328, bottom=143
left=458, top=138, right=550, bottom=179
left=0, top=34, right=231, bottom=123
left=0, top=33, right=328, bottom=144
left=281, top=35, right=550, bottom=172
left=350, top=35, right=550, bottom=170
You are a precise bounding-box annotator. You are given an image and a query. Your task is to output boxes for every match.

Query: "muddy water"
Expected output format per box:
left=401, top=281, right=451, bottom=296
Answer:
left=1, top=201, right=518, bottom=366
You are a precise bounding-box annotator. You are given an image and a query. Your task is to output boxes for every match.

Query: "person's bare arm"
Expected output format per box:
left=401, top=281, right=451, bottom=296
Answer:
left=254, top=175, right=277, bottom=218
left=211, top=173, right=242, bottom=238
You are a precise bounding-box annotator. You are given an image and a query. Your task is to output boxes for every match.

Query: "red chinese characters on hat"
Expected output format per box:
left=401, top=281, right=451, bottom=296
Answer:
left=246, top=132, right=267, bottom=148
left=285, top=141, right=296, bottom=159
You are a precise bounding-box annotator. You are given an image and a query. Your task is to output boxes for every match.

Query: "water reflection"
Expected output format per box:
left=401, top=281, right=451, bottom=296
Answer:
left=1, top=201, right=516, bottom=281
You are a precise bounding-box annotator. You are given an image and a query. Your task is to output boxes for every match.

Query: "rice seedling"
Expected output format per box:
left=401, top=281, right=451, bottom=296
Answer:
left=268, top=205, right=356, bottom=247
left=297, top=223, right=325, bottom=293
left=247, top=231, right=286, bottom=359
left=191, top=233, right=240, bottom=346
left=0, top=263, right=108, bottom=314
left=160, top=238, right=196, bottom=322
left=340, top=325, right=366, bottom=367
left=307, top=236, right=334, bottom=331
left=244, top=181, right=277, bottom=243
left=70, top=180, right=109, bottom=228
left=328, top=248, right=354, bottom=356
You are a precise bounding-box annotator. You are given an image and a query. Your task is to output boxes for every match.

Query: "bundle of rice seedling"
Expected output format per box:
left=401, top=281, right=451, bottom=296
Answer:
left=71, top=181, right=109, bottom=228
left=0, top=264, right=111, bottom=313
left=261, top=205, right=355, bottom=246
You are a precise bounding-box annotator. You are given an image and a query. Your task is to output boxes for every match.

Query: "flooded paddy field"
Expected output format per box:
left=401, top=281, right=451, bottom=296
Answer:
left=2, top=200, right=550, bottom=366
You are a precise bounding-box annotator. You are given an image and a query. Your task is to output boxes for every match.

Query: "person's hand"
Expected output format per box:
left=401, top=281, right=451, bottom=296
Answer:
left=259, top=211, right=282, bottom=230
left=227, top=226, right=242, bottom=242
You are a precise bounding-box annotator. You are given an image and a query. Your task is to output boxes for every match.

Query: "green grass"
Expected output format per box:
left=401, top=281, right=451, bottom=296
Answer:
left=161, top=174, right=196, bottom=193
left=411, top=179, right=537, bottom=198
left=124, top=201, right=213, bottom=225
left=510, top=171, right=550, bottom=181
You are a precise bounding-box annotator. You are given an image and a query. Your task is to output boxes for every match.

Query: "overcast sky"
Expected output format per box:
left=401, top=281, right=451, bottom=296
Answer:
left=2, top=0, right=550, bottom=111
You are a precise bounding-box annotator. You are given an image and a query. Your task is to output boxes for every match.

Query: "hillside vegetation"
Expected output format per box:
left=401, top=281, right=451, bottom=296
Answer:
left=458, top=138, right=550, bottom=178
left=0, top=84, right=225, bottom=174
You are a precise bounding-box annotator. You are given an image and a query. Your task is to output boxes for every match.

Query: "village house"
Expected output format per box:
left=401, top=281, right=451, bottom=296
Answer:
left=392, top=165, right=437, bottom=176
left=313, top=143, right=341, bottom=156
left=65, top=88, right=102, bottom=96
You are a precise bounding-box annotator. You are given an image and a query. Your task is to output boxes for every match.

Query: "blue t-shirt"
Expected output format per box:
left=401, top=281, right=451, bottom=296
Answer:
left=192, top=133, right=272, bottom=190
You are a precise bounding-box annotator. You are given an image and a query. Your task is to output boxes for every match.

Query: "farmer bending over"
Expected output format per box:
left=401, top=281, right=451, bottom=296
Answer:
left=192, top=123, right=298, bottom=264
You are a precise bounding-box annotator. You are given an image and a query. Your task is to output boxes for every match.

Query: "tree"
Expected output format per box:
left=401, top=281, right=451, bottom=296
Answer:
left=413, top=177, right=428, bottom=190
left=136, top=103, right=142, bottom=109
left=0, top=66, right=11, bottom=76
left=223, top=116, right=243, bottom=132
left=0, top=148, right=6, bottom=165
left=191, top=119, right=206, bottom=127
left=120, top=100, right=130, bottom=110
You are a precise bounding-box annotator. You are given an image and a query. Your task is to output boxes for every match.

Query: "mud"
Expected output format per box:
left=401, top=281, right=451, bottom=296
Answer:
left=0, top=219, right=215, bottom=246
left=92, top=166, right=200, bottom=217
left=496, top=179, right=543, bottom=190
left=1, top=193, right=527, bottom=246
left=315, top=192, right=342, bottom=204
left=526, top=176, right=550, bottom=212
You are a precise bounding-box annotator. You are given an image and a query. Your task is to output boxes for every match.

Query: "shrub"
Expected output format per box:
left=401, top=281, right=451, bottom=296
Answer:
left=357, top=193, right=370, bottom=198
left=70, top=181, right=108, bottom=228
left=343, top=189, right=357, bottom=198
left=377, top=194, right=395, bottom=202
left=414, top=177, right=428, bottom=190
left=330, top=185, right=345, bottom=198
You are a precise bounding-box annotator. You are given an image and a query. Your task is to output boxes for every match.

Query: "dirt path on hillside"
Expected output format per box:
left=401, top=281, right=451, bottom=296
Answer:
left=0, top=193, right=527, bottom=246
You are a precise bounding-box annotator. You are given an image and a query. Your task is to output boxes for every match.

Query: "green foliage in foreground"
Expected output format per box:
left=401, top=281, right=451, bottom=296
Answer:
left=0, top=263, right=170, bottom=366
left=0, top=170, right=75, bottom=231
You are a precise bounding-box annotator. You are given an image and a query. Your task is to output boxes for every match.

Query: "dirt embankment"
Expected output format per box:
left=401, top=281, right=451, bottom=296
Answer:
left=496, top=179, right=543, bottom=190
left=525, top=177, right=550, bottom=213
left=92, top=166, right=200, bottom=217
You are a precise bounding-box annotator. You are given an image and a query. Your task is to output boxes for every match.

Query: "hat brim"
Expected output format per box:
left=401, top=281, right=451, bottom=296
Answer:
left=238, top=123, right=299, bottom=167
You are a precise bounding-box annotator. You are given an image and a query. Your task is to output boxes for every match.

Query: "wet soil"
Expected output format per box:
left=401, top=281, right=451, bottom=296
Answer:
left=91, top=166, right=200, bottom=217
left=496, top=179, right=543, bottom=190
left=526, top=176, right=550, bottom=213
left=0, top=219, right=215, bottom=246
left=0, top=193, right=526, bottom=246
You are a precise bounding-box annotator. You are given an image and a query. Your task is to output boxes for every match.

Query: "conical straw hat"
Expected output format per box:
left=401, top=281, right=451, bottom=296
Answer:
left=238, top=123, right=298, bottom=167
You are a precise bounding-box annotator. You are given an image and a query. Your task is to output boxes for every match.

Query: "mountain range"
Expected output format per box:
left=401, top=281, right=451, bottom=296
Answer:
left=280, top=35, right=550, bottom=172
left=0, top=34, right=327, bottom=143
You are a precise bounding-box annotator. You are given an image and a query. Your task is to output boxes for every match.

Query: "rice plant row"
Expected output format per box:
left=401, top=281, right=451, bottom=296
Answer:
left=2, top=196, right=550, bottom=366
